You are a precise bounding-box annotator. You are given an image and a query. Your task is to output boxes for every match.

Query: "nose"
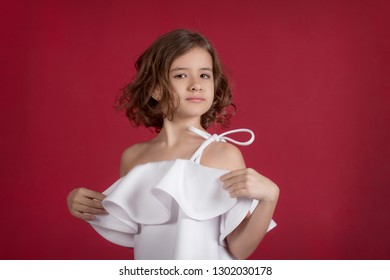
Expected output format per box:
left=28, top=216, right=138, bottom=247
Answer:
left=189, top=82, right=202, bottom=92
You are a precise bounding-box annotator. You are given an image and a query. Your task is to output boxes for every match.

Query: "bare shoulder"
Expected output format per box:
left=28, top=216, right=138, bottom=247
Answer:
left=201, top=141, right=246, bottom=171
left=120, top=142, right=149, bottom=176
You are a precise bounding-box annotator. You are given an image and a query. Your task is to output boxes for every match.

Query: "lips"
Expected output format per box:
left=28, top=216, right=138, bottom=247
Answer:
left=186, top=97, right=205, bottom=103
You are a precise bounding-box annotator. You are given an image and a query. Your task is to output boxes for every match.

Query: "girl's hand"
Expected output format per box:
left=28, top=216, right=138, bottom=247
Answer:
left=220, top=168, right=279, bottom=202
left=66, top=188, right=107, bottom=221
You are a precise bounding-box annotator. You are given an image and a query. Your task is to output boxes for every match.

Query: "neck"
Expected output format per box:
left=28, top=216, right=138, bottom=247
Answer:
left=156, top=118, right=204, bottom=147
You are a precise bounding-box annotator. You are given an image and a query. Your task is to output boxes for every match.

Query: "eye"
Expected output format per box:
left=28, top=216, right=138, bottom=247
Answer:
left=174, top=74, right=187, bottom=79
left=200, top=73, right=211, bottom=79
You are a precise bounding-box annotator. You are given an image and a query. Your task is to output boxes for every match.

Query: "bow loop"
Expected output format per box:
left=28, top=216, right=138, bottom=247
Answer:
left=187, top=127, right=255, bottom=163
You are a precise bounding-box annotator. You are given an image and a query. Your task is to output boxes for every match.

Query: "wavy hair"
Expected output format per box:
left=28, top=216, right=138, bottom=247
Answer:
left=116, top=29, right=235, bottom=131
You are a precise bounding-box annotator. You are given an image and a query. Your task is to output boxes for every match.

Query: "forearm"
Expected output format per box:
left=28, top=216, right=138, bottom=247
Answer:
left=226, top=197, right=278, bottom=259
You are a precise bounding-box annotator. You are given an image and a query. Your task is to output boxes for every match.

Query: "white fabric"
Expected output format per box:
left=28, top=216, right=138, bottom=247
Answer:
left=88, top=127, right=276, bottom=259
left=187, top=127, right=255, bottom=163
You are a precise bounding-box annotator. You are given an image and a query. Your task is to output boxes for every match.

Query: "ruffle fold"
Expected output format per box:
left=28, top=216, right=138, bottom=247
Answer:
left=88, top=159, right=275, bottom=248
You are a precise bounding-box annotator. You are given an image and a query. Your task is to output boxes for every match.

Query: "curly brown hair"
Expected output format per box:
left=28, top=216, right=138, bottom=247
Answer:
left=116, top=29, right=235, bottom=131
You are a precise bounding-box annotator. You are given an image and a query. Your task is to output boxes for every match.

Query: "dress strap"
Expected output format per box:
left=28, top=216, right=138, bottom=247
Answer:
left=187, top=127, right=255, bottom=164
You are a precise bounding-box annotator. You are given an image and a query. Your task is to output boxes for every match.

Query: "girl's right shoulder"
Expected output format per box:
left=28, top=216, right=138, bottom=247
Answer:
left=119, top=142, right=150, bottom=176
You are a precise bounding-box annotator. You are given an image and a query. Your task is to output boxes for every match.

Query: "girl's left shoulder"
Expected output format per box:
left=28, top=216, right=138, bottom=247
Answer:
left=201, top=141, right=246, bottom=171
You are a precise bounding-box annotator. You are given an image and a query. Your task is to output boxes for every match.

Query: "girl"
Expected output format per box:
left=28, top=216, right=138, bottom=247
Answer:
left=67, top=29, right=279, bottom=260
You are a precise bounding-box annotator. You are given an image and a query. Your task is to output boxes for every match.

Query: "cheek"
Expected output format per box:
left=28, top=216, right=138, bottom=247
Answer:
left=170, top=82, right=186, bottom=96
left=206, top=95, right=214, bottom=110
left=205, top=80, right=214, bottom=93
left=209, top=85, right=215, bottom=99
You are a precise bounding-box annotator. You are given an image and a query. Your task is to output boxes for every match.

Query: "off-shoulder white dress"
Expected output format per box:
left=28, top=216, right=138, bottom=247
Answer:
left=88, top=127, right=276, bottom=259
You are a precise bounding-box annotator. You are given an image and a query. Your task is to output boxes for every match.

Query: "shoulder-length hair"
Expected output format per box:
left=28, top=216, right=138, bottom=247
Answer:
left=116, top=29, right=235, bottom=131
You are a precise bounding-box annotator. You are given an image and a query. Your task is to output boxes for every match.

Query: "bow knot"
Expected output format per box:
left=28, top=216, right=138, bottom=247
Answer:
left=187, top=127, right=255, bottom=163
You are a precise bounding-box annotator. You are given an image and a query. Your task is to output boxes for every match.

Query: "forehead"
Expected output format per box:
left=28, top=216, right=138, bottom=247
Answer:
left=170, top=47, right=213, bottom=69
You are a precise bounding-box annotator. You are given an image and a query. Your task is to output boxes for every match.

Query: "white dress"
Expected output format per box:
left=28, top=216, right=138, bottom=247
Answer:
left=88, top=127, right=276, bottom=259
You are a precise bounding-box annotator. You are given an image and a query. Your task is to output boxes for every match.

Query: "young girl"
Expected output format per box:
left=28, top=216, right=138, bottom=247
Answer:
left=67, top=29, right=279, bottom=260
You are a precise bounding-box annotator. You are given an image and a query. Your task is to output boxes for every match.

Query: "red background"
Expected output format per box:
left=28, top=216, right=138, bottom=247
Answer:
left=1, top=0, right=389, bottom=259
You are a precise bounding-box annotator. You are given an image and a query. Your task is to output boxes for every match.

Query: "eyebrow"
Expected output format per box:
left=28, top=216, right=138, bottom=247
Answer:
left=170, top=67, right=213, bottom=72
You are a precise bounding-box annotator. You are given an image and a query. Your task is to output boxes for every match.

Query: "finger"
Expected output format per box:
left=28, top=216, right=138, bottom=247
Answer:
left=70, top=210, right=96, bottom=221
left=229, top=188, right=251, bottom=198
left=222, top=174, right=248, bottom=189
left=77, top=196, right=106, bottom=210
left=220, top=169, right=248, bottom=181
left=74, top=204, right=108, bottom=215
left=70, top=197, right=107, bottom=214
left=223, top=178, right=259, bottom=198
left=224, top=181, right=247, bottom=194
left=79, top=188, right=106, bottom=201
left=80, top=213, right=97, bottom=221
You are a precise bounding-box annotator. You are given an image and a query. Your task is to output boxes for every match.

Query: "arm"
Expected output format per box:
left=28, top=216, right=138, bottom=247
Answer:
left=202, top=142, right=279, bottom=259
left=221, top=168, right=279, bottom=259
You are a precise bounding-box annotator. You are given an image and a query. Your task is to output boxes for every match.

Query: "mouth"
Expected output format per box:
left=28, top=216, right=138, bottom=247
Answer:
left=186, top=97, right=205, bottom=103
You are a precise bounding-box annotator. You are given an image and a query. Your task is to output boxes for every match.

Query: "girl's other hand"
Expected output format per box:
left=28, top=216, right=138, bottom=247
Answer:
left=220, top=168, right=279, bottom=203
left=66, top=188, right=107, bottom=221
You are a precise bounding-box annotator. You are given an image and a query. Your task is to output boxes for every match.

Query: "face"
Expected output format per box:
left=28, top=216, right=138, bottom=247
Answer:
left=167, top=47, right=214, bottom=122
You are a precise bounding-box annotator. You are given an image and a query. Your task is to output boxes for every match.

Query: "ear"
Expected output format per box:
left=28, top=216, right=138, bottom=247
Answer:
left=151, top=85, right=162, bottom=101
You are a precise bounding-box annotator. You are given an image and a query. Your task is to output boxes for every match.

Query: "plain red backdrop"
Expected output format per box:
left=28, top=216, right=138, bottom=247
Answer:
left=0, top=0, right=389, bottom=259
